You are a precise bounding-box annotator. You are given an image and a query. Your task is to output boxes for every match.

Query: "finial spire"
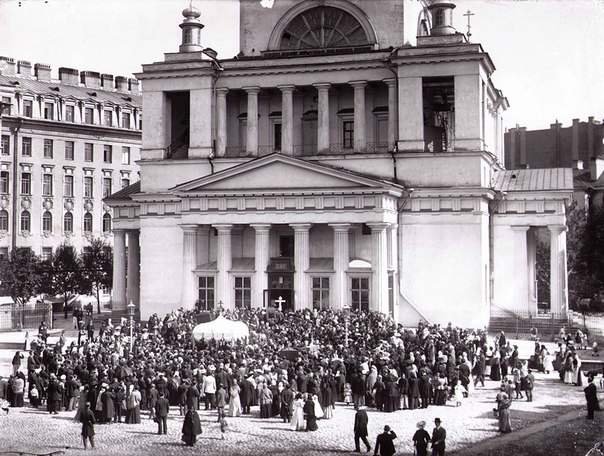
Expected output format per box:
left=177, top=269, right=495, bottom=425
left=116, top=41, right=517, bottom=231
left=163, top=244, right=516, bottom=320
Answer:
left=463, top=10, right=475, bottom=40
left=179, top=1, right=204, bottom=53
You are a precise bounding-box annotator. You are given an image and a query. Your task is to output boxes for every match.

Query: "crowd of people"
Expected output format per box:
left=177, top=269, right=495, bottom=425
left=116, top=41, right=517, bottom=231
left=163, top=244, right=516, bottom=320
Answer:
left=0, top=307, right=601, bottom=452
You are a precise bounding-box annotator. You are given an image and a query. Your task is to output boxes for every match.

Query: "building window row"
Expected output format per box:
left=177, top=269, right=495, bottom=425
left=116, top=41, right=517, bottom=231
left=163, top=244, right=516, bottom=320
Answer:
left=4, top=137, right=133, bottom=163
left=0, top=209, right=112, bottom=234
left=7, top=171, right=115, bottom=198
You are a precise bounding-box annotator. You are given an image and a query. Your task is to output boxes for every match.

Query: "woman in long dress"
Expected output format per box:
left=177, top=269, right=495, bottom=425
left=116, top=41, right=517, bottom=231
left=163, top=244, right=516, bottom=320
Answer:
left=181, top=409, right=202, bottom=446
left=228, top=382, right=242, bottom=417
left=289, top=393, right=305, bottom=431
left=125, top=384, right=141, bottom=424
left=496, top=387, right=512, bottom=433
left=303, top=395, right=318, bottom=431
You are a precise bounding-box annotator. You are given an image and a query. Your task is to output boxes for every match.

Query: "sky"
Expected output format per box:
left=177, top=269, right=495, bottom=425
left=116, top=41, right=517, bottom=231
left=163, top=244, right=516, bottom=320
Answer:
left=0, top=0, right=602, bottom=130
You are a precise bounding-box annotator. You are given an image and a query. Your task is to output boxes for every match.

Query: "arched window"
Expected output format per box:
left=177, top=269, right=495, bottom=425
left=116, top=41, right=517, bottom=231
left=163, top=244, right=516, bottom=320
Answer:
left=279, top=6, right=370, bottom=50
left=64, top=212, right=73, bottom=233
left=435, top=9, right=445, bottom=27
left=0, top=210, right=8, bottom=231
left=102, top=213, right=112, bottom=233
left=83, top=212, right=93, bottom=233
left=20, top=210, right=31, bottom=232
left=42, top=211, right=53, bottom=232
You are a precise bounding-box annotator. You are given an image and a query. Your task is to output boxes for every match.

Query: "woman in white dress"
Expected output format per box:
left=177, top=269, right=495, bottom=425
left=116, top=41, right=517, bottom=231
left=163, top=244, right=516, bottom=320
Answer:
left=312, top=394, right=324, bottom=419
left=289, top=393, right=306, bottom=431
left=228, top=381, right=242, bottom=417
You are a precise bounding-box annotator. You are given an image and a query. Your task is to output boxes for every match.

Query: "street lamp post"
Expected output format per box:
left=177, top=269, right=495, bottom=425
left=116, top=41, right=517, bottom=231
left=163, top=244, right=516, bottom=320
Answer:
left=127, top=300, right=135, bottom=353
left=343, top=305, right=351, bottom=348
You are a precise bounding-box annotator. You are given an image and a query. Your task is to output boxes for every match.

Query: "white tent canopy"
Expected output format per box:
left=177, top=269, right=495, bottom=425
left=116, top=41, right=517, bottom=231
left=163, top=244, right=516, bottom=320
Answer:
left=192, top=314, right=249, bottom=342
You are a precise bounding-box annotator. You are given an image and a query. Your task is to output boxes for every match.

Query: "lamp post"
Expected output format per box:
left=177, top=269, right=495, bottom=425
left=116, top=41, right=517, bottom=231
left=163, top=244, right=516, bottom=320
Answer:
left=127, top=300, right=135, bottom=352
left=343, top=305, right=351, bottom=348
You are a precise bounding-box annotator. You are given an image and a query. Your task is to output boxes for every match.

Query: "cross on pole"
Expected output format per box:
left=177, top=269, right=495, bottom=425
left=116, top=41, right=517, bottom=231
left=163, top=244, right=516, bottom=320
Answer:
left=275, top=296, right=286, bottom=312
left=463, top=10, right=475, bottom=40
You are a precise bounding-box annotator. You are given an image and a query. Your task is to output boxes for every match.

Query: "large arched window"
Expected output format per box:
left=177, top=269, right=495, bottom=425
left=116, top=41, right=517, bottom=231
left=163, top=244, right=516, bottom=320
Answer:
left=20, top=211, right=31, bottom=232
left=42, top=211, right=53, bottom=232
left=279, top=6, right=370, bottom=50
left=0, top=210, right=8, bottom=231
left=102, top=213, right=112, bottom=233
left=64, top=212, right=73, bottom=233
left=83, top=212, right=93, bottom=233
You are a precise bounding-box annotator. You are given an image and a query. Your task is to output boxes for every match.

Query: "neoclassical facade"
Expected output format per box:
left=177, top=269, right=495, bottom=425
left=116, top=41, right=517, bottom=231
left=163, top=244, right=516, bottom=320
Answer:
left=106, top=0, right=572, bottom=327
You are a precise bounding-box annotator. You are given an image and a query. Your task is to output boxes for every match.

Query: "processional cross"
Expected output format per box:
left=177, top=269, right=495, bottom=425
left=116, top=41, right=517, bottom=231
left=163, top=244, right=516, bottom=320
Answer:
left=463, top=10, right=475, bottom=40
left=275, top=296, right=286, bottom=312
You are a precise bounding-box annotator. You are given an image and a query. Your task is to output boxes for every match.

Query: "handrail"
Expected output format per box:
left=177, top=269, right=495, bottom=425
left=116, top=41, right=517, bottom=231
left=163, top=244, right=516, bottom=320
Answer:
left=165, top=131, right=189, bottom=159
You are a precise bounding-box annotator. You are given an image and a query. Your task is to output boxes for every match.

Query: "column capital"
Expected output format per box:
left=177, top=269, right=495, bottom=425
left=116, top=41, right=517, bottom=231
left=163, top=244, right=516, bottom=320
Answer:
left=243, top=86, right=261, bottom=94
left=251, top=223, right=271, bottom=233
left=367, top=222, right=391, bottom=231
left=548, top=224, right=568, bottom=233
left=329, top=223, right=351, bottom=232
left=278, top=85, right=296, bottom=93
left=313, top=83, right=331, bottom=91
left=179, top=224, right=199, bottom=233
left=213, top=224, right=234, bottom=233
left=511, top=225, right=530, bottom=232
left=383, top=78, right=396, bottom=87
left=349, top=80, right=368, bottom=88
left=216, top=88, right=229, bottom=95
left=290, top=223, right=312, bottom=232
left=112, top=228, right=126, bottom=236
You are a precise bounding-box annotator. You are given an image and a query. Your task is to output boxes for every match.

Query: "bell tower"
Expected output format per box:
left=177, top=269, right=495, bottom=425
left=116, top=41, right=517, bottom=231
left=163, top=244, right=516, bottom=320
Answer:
left=179, top=2, right=204, bottom=53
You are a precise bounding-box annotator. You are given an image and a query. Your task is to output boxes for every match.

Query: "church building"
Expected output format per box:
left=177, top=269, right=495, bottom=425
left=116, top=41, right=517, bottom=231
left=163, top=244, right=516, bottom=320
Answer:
left=106, top=0, right=573, bottom=327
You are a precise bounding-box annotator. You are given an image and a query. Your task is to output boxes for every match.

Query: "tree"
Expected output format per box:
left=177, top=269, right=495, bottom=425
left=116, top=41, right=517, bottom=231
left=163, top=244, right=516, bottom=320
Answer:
left=42, top=243, right=85, bottom=319
left=81, top=238, right=113, bottom=314
left=0, top=248, right=44, bottom=329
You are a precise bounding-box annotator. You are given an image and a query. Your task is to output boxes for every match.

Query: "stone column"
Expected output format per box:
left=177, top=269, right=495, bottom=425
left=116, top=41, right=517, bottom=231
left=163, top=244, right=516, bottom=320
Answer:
left=180, top=225, right=198, bottom=311
left=216, top=88, right=228, bottom=157
left=549, top=225, right=569, bottom=316
left=388, top=224, right=399, bottom=317
left=350, top=81, right=367, bottom=151
left=384, top=78, right=397, bottom=151
left=527, top=228, right=537, bottom=314
left=215, top=224, right=233, bottom=310
left=126, top=230, right=140, bottom=308
left=279, top=85, right=295, bottom=155
left=512, top=226, right=529, bottom=313
left=368, top=223, right=389, bottom=314
left=111, top=229, right=127, bottom=312
left=291, top=223, right=311, bottom=310
left=252, top=224, right=271, bottom=309
left=397, top=77, right=424, bottom=151
left=329, top=223, right=350, bottom=310
left=245, top=87, right=260, bottom=156
left=314, top=83, right=331, bottom=153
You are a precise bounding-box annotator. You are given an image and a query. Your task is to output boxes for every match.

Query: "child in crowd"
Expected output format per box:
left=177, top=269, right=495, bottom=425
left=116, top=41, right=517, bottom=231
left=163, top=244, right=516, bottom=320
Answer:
left=343, top=383, right=353, bottom=406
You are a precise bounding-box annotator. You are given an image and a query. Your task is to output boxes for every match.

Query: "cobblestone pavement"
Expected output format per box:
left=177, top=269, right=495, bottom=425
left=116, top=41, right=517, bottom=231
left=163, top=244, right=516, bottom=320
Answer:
left=0, top=372, right=595, bottom=456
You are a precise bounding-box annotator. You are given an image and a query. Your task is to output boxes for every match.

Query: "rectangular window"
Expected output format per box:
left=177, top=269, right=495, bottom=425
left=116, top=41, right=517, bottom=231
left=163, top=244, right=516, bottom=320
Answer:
left=102, top=177, right=112, bottom=198
left=43, top=139, right=53, bottom=158
left=42, top=173, right=53, bottom=196
left=65, top=105, right=75, bottom=122
left=22, top=137, right=32, bottom=156
left=197, top=276, right=215, bottom=311
left=44, top=102, right=54, bottom=120
left=234, top=277, right=252, bottom=309
left=1, top=96, right=11, bottom=115
left=84, top=107, right=94, bottom=125
left=64, top=175, right=74, bottom=197
left=1, top=135, right=9, bottom=155
left=1, top=171, right=9, bottom=194
left=312, top=277, right=330, bottom=310
left=103, top=145, right=112, bottom=163
left=64, top=141, right=74, bottom=160
left=103, top=110, right=112, bottom=127
left=121, top=178, right=130, bottom=189
left=343, top=120, right=354, bottom=149
left=351, top=277, right=370, bottom=312
left=122, top=112, right=130, bottom=129
left=84, top=143, right=94, bottom=162
left=84, top=176, right=93, bottom=197
left=121, top=146, right=130, bottom=165
left=23, top=100, right=33, bottom=117
left=21, top=172, right=31, bottom=194
left=42, top=247, right=52, bottom=262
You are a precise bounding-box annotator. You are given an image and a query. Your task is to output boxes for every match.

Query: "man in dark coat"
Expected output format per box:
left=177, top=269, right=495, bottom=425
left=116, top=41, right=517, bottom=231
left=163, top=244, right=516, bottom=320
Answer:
left=374, top=425, right=397, bottom=456
left=186, top=380, right=200, bottom=412
left=80, top=402, right=95, bottom=449
left=584, top=375, right=601, bottom=419
left=430, top=418, right=446, bottom=456
left=240, top=375, right=254, bottom=415
left=419, top=370, right=431, bottom=409
left=303, top=395, right=318, bottom=431
left=101, top=387, right=116, bottom=424
left=155, top=391, right=170, bottom=434
left=177, top=380, right=189, bottom=415
left=181, top=408, right=202, bottom=446
left=280, top=383, right=294, bottom=423
left=353, top=405, right=371, bottom=453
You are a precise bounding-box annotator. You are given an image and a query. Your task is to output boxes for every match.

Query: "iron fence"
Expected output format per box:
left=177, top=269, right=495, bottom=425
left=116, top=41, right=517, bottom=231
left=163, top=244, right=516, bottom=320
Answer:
left=0, top=302, right=52, bottom=332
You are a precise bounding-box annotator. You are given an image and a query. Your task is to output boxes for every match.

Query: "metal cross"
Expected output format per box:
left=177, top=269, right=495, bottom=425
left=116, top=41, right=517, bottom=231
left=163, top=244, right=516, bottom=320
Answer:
left=463, top=10, right=475, bottom=39
left=275, top=296, right=286, bottom=311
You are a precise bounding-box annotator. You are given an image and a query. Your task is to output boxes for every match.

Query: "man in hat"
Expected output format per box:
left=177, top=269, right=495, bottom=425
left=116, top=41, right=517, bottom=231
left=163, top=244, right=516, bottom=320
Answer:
left=431, top=418, right=446, bottom=456
left=413, top=421, right=431, bottom=456
left=373, top=425, right=396, bottom=456
left=155, top=391, right=170, bottom=435
left=353, top=404, right=371, bottom=453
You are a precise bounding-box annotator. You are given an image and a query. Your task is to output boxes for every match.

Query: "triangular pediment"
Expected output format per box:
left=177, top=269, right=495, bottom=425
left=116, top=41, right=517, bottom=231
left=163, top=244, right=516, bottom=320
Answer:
left=172, top=154, right=401, bottom=194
